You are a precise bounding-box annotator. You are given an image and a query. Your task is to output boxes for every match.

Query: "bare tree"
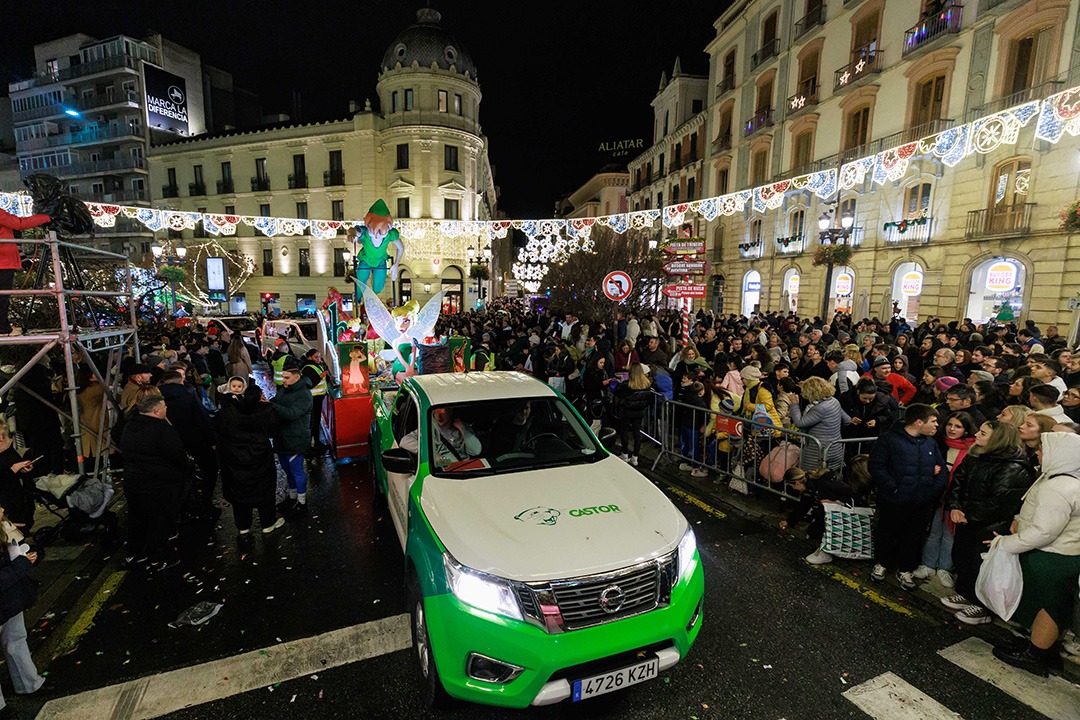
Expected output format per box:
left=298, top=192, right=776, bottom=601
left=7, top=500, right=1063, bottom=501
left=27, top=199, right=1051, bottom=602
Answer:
left=540, top=227, right=665, bottom=318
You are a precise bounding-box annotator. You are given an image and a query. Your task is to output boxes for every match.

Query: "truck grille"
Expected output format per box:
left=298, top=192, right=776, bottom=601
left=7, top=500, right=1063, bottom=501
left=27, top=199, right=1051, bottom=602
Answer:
left=552, top=564, right=660, bottom=629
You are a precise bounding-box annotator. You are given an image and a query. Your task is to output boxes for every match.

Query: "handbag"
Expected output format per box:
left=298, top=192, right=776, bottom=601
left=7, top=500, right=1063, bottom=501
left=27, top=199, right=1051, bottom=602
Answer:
left=759, top=441, right=800, bottom=484
left=821, top=502, right=875, bottom=560
left=975, top=536, right=1024, bottom=620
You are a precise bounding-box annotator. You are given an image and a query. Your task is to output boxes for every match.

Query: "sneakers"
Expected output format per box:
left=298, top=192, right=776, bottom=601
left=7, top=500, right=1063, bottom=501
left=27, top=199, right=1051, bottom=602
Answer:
left=262, top=517, right=285, bottom=534
left=691, top=467, right=709, bottom=478
left=619, top=453, right=630, bottom=461
left=629, top=456, right=639, bottom=466
left=940, top=594, right=972, bottom=611
left=955, top=605, right=992, bottom=625
left=912, top=564, right=934, bottom=580
left=937, top=569, right=956, bottom=588
left=870, top=563, right=887, bottom=581
left=897, top=571, right=916, bottom=590
left=678, top=462, right=693, bottom=472
left=805, top=549, right=834, bottom=565
left=992, top=644, right=1051, bottom=678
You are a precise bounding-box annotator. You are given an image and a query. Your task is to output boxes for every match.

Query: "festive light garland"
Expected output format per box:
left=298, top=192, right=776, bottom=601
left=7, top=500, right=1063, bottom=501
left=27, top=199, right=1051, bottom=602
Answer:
left=5, top=83, right=1080, bottom=293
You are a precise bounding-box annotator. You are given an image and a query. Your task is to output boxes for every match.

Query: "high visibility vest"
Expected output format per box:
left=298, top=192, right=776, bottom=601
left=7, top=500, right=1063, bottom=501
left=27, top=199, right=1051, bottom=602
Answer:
left=304, top=363, right=328, bottom=396
left=271, top=353, right=289, bottom=386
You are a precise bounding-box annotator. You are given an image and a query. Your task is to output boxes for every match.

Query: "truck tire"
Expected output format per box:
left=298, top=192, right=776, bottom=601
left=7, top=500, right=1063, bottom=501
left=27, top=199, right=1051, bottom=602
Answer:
left=408, top=573, right=452, bottom=709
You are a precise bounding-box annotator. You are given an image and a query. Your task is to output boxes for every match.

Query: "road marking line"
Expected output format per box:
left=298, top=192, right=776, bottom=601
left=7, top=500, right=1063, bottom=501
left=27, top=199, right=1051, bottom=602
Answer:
left=938, top=637, right=1080, bottom=720
left=50, top=570, right=127, bottom=658
left=843, top=672, right=963, bottom=719
left=663, top=484, right=727, bottom=520
left=822, top=569, right=915, bottom=617
left=35, top=613, right=411, bottom=720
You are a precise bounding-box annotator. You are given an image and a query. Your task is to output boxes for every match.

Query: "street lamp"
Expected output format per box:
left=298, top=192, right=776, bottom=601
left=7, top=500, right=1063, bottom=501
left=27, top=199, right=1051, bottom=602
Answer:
left=151, top=240, right=187, bottom=314
left=817, top=208, right=854, bottom=319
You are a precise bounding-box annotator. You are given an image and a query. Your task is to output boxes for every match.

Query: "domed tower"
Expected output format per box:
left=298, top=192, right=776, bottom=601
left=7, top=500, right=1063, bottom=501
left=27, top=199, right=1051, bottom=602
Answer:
left=376, top=8, right=491, bottom=225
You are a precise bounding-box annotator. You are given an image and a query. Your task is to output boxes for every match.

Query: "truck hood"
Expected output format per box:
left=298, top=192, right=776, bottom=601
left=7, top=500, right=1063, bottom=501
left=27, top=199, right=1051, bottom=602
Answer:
left=420, top=455, right=687, bottom=582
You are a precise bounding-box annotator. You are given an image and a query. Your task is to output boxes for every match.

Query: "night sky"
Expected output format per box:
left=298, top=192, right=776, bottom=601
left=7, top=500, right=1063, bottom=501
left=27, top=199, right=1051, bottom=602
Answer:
left=2, top=1, right=723, bottom=218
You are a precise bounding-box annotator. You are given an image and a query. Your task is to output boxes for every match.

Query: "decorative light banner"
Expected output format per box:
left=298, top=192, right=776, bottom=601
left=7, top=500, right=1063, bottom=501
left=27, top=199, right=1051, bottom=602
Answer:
left=4, top=83, right=1080, bottom=290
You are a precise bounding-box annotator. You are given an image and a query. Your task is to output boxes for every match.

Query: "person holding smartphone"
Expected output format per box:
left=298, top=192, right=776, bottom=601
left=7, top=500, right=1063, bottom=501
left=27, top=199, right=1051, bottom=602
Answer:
left=0, top=427, right=38, bottom=533
left=0, top=502, right=50, bottom=715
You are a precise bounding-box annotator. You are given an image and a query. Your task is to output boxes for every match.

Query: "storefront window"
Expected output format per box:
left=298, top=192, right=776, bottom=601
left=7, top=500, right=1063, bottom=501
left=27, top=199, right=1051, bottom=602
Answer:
left=966, top=257, right=1024, bottom=322
left=831, top=266, right=855, bottom=315
left=742, top=270, right=761, bottom=317
left=782, top=268, right=800, bottom=313
left=891, top=262, right=924, bottom=322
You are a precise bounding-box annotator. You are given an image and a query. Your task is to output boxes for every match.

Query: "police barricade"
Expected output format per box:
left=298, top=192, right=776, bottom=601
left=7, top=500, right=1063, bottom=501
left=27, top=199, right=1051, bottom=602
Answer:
left=648, top=398, right=826, bottom=501
left=820, top=436, right=880, bottom=462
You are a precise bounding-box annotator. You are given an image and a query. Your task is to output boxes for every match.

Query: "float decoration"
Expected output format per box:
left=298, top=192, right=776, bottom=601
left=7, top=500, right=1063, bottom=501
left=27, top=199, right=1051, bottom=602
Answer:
left=361, top=283, right=446, bottom=379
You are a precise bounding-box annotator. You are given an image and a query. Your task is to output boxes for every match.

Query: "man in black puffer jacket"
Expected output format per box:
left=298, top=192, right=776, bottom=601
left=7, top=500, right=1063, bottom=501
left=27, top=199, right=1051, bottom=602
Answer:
left=868, top=403, right=948, bottom=590
left=120, top=394, right=192, bottom=570
left=159, top=370, right=218, bottom=520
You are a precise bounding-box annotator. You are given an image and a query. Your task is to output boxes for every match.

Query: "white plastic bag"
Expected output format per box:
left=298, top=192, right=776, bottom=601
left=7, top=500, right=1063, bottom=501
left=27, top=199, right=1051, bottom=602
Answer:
left=975, top=536, right=1024, bottom=620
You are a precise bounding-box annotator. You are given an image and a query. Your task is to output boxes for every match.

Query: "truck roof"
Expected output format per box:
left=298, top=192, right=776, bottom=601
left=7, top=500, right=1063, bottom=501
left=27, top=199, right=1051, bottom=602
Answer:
left=406, top=371, right=556, bottom=406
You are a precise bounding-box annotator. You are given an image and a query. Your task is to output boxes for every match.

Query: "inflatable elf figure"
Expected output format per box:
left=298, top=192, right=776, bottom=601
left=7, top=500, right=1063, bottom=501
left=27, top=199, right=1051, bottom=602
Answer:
left=348, top=199, right=405, bottom=307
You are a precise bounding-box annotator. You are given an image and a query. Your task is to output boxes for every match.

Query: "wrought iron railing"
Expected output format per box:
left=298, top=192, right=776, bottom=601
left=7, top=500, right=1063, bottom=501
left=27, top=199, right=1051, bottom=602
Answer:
left=965, top=204, right=1036, bottom=238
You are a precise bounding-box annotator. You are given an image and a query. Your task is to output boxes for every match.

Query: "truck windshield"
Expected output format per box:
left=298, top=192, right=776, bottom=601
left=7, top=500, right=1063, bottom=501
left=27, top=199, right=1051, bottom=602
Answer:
left=427, top=396, right=602, bottom=476
left=223, top=317, right=259, bottom=332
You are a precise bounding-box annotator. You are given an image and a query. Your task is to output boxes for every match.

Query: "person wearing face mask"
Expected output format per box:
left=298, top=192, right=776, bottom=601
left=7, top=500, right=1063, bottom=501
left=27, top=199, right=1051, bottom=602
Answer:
left=990, top=432, right=1080, bottom=676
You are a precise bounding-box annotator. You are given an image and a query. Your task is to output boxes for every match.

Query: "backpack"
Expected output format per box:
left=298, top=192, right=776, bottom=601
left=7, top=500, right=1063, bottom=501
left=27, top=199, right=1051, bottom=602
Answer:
left=748, top=385, right=777, bottom=428
left=759, top=441, right=800, bottom=484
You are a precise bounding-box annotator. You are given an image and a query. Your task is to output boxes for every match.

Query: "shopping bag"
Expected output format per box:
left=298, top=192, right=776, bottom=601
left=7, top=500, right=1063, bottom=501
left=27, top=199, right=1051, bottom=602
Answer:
left=729, top=463, right=749, bottom=495
left=976, top=536, right=1024, bottom=621
left=547, top=376, right=567, bottom=393
left=821, top=502, right=875, bottom=560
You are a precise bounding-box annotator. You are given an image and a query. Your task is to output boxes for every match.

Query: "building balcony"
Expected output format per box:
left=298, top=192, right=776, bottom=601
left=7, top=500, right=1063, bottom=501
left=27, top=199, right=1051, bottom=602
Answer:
left=744, top=108, right=774, bottom=137
left=739, top=240, right=764, bottom=259
left=711, top=133, right=733, bottom=155
left=288, top=173, right=308, bottom=189
left=794, top=4, right=826, bottom=41
left=58, top=156, right=147, bottom=177
left=22, top=54, right=142, bottom=90
left=751, top=39, right=780, bottom=70
left=981, top=0, right=1020, bottom=13
left=903, top=3, right=964, bottom=58
left=381, top=110, right=480, bottom=134
left=86, top=189, right=148, bottom=204
left=968, top=80, right=1065, bottom=121
left=15, top=123, right=142, bottom=152
left=77, top=89, right=139, bottom=112
left=787, top=81, right=819, bottom=115
left=12, top=97, right=75, bottom=123
left=775, top=153, right=839, bottom=182
left=324, top=170, right=345, bottom=186
left=189, top=182, right=206, bottom=196
left=251, top=176, right=271, bottom=192
left=716, top=75, right=736, bottom=98
left=670, top=156, right=682, bottom=171
left=162, top=184, right=179, bottom=198
left=217, top=178, right=235, bottom=194
left=966, top=204, right=1036, bottom=239
left=884, top=216, right=934, bottom=244
left=776, top=234, right=807, bottom=254
left=834, top=45, right=882, bottom=92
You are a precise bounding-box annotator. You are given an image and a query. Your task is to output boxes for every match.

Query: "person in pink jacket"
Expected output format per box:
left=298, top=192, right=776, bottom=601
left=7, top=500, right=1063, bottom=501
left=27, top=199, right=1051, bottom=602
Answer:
left=0, top=210, right=51, bottom=335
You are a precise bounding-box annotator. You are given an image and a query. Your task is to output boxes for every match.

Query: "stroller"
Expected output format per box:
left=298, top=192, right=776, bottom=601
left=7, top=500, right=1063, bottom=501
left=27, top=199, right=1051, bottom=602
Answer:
left=33, top=473, right=118, bottom=545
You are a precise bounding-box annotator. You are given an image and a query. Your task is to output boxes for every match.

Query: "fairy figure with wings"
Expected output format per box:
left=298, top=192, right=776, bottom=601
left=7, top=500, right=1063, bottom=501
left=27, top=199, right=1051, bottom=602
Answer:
left=361, top=284, right=445, bottom=381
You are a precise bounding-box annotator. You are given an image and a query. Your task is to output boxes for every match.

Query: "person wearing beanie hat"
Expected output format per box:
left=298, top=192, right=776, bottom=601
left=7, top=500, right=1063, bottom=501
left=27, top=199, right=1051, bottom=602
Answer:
left=935, top=376, right=960, bottom=393
left=740, top=365, right=762, bottom=383
left=218, top=375, right=249, bottom=396
left=870, top=355, right=918, bottom=404
left=967, top=370, right=994, bottom=385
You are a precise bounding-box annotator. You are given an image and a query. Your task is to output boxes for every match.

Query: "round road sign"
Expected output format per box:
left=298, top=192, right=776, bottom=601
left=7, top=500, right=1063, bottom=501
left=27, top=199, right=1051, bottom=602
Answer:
left=603, top=271, right=633, bottom=302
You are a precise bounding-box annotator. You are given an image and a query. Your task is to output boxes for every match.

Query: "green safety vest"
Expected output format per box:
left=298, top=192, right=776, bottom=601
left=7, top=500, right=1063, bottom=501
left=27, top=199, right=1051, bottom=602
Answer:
left=271, top=353, right=289, bottom=386
left=304, top=363, right=328, bottom=396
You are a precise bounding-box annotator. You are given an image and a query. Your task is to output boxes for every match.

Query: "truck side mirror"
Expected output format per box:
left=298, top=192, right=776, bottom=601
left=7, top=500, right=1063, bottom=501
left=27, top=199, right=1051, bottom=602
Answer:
left=383, top=447, right=417, bottom=474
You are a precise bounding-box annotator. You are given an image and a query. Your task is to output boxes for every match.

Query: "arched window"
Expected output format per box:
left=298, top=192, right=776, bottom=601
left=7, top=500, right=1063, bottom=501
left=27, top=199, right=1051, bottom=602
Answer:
left=742, top=270, right=761, bottom=317
left=782, top=268, right=800, bottom=313
left=967, top=257, right=1025, bottom=322
left=398, top=267, right=412, bottom=305
left=831, top=266, right=855, bottom=315
left=441, top=265, right=464, bottom=313
left=985, top=158, right=1032, bottom=234
left=710, top=274, right=725, bottom=313
left=891, top=262, right=924, bottom=321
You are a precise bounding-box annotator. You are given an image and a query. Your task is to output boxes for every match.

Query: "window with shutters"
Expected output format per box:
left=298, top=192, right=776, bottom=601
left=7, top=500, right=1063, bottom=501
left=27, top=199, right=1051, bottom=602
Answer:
left=751, top=147, right=769, bottom=185
left=905, top=183, right=932, bottom=216
left=843, top=106, right=871, bottom=151
left=792, top=130, right=814, bottom=171
left=912, top=74, right=945, bottom=129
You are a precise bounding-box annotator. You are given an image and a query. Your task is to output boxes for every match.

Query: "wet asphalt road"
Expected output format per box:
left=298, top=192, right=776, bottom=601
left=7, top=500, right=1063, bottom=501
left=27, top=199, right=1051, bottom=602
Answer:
left=26, top=452, right=1052, bottom=720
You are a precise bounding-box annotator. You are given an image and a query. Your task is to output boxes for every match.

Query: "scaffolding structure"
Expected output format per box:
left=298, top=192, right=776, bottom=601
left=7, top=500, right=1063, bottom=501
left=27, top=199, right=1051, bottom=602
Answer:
left=0, top=231, right=140, bottom=480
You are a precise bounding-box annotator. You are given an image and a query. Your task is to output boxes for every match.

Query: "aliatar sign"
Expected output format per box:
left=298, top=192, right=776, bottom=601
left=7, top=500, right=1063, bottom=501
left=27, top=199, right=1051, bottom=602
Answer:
left=662, top=258, right=707, bottom=276
left=662, top=240, right=706, bottom=255
left=662, top=283, right=707, bottom=299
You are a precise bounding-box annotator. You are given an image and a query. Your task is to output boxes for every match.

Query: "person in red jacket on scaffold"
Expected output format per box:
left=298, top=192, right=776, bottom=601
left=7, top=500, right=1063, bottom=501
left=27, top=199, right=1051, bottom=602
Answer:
left=0, top=210, right=51, bottom=336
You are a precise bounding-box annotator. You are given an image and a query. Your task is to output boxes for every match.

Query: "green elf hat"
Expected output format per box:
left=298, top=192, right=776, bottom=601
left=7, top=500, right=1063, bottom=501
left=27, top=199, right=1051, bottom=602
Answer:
left=365, top=199, right=392, bottom=223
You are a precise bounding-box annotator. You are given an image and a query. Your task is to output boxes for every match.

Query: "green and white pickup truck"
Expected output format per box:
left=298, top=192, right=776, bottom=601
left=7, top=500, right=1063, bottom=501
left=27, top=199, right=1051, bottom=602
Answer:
left=371, top=371, right=704, bottom=708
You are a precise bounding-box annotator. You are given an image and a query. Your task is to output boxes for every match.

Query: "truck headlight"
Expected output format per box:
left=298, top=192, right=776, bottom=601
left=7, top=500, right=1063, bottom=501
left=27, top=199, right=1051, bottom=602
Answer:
left=444, top=555, right=523, bottom=622
left=676, top=528, right=697, bottom=583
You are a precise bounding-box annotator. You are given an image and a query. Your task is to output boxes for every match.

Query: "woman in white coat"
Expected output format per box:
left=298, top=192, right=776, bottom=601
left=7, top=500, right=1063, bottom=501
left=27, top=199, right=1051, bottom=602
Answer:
left=991, top=432, right=1080, bottom=676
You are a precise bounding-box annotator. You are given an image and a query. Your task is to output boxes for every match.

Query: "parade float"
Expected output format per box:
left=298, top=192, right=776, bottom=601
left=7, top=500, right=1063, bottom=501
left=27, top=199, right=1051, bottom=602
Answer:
left=319, top=200, right=470, bottom=460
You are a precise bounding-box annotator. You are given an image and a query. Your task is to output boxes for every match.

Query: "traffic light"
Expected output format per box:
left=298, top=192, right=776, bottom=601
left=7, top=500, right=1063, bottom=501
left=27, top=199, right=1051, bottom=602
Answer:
left=261, top=293, right=272, bottom=315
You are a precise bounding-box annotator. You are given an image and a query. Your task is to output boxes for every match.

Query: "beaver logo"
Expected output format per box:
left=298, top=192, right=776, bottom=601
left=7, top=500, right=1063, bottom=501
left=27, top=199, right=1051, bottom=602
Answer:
left=514, top=506, right=560, bottom=526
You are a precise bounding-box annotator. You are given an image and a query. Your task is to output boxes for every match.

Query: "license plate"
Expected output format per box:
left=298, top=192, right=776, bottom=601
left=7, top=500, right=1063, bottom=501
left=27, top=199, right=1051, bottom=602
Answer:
left=572, top=656, right=659, bottom=701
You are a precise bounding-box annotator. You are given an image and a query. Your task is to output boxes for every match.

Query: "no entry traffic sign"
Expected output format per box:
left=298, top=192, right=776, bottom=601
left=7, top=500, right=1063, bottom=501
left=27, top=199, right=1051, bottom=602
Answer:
left=603, top=271, right=633, bottom=301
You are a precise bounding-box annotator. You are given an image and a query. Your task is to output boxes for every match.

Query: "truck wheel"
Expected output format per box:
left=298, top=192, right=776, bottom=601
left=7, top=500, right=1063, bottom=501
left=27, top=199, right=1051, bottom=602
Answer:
left=408, top=574, right=452, bottom=709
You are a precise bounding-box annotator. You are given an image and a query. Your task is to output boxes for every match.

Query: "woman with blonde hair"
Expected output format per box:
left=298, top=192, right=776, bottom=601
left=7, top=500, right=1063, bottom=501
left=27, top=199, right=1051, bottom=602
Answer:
left=998, top=404, right=1032, bottom=428
left=786, top=375, right=850, bottom=471
left=1018, top=413, right=1057, bottom=460
left=613, top=363, right=653, bottom=466
left=0, top=503, right=48, bottom=709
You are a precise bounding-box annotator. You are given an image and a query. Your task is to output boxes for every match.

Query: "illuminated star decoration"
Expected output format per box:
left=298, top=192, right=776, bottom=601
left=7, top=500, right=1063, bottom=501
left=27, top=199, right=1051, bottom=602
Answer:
left=791, top=96, right=805, bottom=110
left=839, top=71, right=851, bottom=86
left=855, top=59, right=866, bottom=74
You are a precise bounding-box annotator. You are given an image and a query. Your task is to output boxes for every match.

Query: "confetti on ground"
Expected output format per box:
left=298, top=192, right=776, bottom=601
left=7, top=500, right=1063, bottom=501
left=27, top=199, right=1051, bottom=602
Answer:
left=290, top=694, right=296, bottom=702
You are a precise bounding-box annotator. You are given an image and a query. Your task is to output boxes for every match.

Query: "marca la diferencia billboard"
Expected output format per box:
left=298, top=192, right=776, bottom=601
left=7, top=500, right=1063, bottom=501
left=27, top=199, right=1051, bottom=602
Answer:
left=144, top=64, right=189, bottom=135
